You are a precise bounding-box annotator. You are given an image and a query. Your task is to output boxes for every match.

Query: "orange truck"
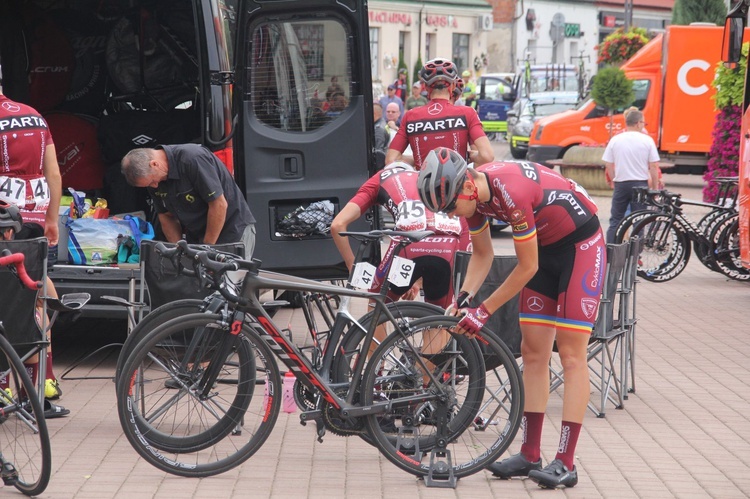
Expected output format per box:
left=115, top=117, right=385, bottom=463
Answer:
left=528, top=24, right=743, bottom=175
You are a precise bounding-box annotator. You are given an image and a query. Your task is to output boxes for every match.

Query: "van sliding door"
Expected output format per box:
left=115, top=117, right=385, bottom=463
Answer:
left=235, top=0, right=373, bottom=279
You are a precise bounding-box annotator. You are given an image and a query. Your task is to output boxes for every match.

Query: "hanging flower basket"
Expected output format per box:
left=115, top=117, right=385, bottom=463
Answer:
left=596, top=28, right=649, bottom=66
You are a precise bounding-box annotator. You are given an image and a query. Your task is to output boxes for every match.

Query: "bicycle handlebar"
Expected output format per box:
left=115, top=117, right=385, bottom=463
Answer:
left=0, top=250, right=43, bottom=290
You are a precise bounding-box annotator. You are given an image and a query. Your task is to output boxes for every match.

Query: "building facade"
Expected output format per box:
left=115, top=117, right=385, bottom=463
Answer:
left=369, top=0, right=494, bottom=95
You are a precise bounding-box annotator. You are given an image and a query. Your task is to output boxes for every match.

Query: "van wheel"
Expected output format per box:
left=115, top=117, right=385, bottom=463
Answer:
left=510, top=144, right=526, bottom=159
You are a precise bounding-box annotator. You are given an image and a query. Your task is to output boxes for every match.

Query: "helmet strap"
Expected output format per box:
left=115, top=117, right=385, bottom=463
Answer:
left=456, top=179, right=478, bottom=202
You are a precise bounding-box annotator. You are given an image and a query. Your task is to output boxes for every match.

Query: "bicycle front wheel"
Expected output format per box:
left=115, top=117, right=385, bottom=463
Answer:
left=361, top=316, right=523, bottom=480
left=117, top=313, right=281, bottom=477
left=0, top=332, right=51, bottom=496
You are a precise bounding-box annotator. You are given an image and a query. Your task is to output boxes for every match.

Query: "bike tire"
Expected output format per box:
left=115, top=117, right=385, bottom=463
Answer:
left=361, top=315, right=523, bottom=480
left=631, top=213, right=691, bottom=282
left=695, top=209, right=734, bottom=271
left=0, top=332, right=51, bottom=496
left=613, top=209, right=653, bottom=244
left=117, top=313, right=281, bottom=477
left=707, top=214, right=750, bottom=281
left=115, top=298, right=204, bottom=385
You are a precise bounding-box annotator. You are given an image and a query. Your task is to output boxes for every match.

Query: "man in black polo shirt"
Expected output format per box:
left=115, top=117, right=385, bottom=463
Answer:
left=121, top=144, right=256, bottom=256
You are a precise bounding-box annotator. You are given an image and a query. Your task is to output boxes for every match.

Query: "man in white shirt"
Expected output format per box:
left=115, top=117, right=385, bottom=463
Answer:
left=602, top=109, right=660, bottom=243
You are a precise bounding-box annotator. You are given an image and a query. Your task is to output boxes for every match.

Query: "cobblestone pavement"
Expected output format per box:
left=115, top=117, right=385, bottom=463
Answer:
left=34, top=142, right=750, bottom=498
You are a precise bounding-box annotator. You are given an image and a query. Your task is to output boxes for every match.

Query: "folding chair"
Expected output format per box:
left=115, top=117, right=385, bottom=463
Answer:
left=0, top=238, right=89, bottom=400
left=620, top=236, right=644, bottom=398
left=453, top=251, right=522, bottom=359
left=586, top=241, right=629, bottom=418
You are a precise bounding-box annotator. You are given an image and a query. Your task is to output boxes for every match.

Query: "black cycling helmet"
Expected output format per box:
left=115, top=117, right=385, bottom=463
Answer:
left=417, top=148, right=468, bottom=213
left=419, top=58, right=458, bottom=88
left=0, top=201, right=22, bottom=233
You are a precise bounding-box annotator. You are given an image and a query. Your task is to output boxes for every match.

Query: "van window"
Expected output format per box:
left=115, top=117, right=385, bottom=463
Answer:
left=247, top=19, right=351, bottom=132
left=630, top=80, right=650, bottom=110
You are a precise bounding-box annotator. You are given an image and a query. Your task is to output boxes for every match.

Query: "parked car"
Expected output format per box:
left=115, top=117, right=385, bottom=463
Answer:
left=507, top=92, right=580, bottom=159
left=475, top=72, right=515, bottom=136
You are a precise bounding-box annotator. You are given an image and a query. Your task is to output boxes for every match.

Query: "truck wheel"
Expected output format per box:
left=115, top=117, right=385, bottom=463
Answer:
left=510, top=144, right=526, bottom=159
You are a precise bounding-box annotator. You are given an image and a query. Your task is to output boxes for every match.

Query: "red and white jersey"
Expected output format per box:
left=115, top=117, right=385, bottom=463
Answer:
left=350, top=168, right=462, bottom=236
left=466, top=161, right=599, bottom=247
left=0, top=95, right=53, bottom=223
left=388, top=98, right=486, bottom=170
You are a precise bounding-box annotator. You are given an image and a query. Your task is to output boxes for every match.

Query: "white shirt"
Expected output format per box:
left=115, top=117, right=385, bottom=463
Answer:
left=602, top=130, right=660, bottom=182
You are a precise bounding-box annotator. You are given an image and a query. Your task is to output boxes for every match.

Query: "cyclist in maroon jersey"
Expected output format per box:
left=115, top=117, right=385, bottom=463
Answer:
left=331, top=162, right=464, bottom=307
left=417, top=147, right=606, bottom=489
left=385, top=59, right=494, bottom=170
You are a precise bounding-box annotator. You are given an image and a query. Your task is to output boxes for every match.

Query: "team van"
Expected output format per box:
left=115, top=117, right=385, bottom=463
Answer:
left=0, top=0, right=374, bottom=316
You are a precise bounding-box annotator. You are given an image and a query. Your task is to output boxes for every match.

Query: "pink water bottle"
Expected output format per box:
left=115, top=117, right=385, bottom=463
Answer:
left=282, top=371, right=297, bottom=413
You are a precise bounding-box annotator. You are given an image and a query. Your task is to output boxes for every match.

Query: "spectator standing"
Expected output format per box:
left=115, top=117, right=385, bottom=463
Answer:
left=405, top=82, right=428, bottom=110
left=392, top=68, right=408, bottom=102
left=385, top=102, right=401, bottom=130
left=121, top=144, right=257, bottom=256
left=378, top=84, right=404, bottom=121
left=0, top=90, right=67, bottom=416
left=417, top=148, right=605, bottom=490
left=602, top=108, right=660, bottom=243
left=461, top=69, right=477, bottom=107
left=386, top=58, right=493, bottom=170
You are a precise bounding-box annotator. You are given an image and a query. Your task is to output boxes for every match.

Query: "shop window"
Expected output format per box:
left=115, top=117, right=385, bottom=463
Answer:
left=370, top=27, right=380, bottom=80
left=452, top=33, right=470, bottom=73
left=247, top=19, right=351, bottom=132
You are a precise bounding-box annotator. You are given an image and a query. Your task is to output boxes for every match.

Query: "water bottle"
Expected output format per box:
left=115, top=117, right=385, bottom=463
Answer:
left=282, top=371, right=297, bottom=413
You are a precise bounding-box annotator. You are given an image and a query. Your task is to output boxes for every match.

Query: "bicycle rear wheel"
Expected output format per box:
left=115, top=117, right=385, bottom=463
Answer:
left=631, top=213, right=691, bottom=282
left=0, top=332, right=51, bottom=496
left=361, top=316, right=523, bottom=481
left=117, top=313, right=281, bottom=477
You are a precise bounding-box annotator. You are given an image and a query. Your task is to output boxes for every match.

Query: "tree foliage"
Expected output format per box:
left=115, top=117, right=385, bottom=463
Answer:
left=713, top=42, right=748, bottom=109
left=672, top=0, right=727, bottom=26
left=591, top=66, right=634, bottom=110
left=398, top=51, right=408, bottom=88
left=413, top=54, right=423, bottom=89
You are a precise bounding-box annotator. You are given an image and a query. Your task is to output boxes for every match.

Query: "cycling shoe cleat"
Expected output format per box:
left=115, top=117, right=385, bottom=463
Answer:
left=486, top=452, right=542, bottom=479
left=528, top=459, right=578, bottom=489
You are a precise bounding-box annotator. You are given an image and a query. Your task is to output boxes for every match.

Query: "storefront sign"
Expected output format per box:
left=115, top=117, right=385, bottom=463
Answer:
left=369, top=11, right=413, bottom=25
left=425, top=15, right=458, bottom=29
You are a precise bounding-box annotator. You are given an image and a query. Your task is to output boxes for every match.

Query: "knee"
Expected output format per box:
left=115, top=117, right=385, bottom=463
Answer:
left=558, top=351, right=587, bottom=373
left=521, top=343, right=552, bottom=369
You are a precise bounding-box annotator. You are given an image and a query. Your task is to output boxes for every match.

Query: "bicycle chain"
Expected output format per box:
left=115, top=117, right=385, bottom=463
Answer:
left=322, top=388, right=366, bottom=437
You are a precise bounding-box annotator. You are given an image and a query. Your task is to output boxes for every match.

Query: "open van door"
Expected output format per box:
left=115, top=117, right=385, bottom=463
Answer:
left=235, top=0, right=374, bottom=279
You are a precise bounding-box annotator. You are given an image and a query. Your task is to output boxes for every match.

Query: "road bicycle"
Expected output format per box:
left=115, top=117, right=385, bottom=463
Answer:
left=116, top=231, right=524, bottom=487
left=614, top=179, right=746, bottom=281
left=0, top=250, right=51, bottom=497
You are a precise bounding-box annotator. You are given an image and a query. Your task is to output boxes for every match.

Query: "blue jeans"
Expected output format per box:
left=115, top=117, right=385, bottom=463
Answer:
left=606, top=180, right=648, bottom=243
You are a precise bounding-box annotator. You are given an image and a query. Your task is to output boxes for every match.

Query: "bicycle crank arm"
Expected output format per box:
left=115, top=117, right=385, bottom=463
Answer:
left=341, top=394, right=437, bottom=418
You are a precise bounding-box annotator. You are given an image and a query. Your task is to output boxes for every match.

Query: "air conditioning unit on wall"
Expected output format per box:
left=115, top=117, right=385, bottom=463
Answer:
left=478, top=14, right=493, bottom=31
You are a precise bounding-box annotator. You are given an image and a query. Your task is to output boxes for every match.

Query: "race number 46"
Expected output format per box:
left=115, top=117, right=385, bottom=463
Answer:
left=387, top=255, right=415, bottom=287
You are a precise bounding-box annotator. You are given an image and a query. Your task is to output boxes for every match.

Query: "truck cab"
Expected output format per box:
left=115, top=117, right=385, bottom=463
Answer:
left=0, top=0, right=374, bottom=317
